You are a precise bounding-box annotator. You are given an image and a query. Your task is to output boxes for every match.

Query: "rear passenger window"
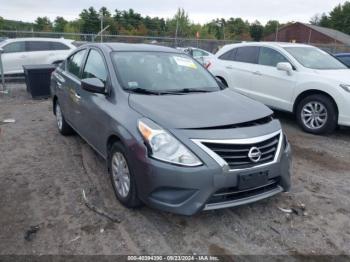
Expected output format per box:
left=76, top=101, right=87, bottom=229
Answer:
left=50, top=42, right=70, bottom=51
left=235, top=47, right=259, bottom=64
left=27, top=41, right=51, bottom=51
left=66, top=49, right=86, bottom=78
left=3, top=42, right=26, bottom=53
left=258, top=47, right=289, bottom=67
left=219, top=49, right=237, bottom=61
left=82, top=49, right=108, bottom=83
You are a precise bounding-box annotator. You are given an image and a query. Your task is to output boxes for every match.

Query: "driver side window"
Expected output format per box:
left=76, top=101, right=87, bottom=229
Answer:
left=82, top=49, right=108, bottom=84
left=258, top=47, right=289, bottom=67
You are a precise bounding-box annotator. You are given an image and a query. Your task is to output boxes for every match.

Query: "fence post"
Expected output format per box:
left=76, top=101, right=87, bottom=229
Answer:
left=0, top=48, right=6, bottom=93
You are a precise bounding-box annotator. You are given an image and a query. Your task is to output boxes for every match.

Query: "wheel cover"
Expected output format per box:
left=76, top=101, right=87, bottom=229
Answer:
left=56, top=103, right=63, bottom=130
left=111, top=152, right=131, bottom=198
left=301, top=101, right=328, bottom=130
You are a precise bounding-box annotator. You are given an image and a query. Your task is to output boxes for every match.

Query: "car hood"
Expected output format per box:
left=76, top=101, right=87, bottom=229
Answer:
left=129, top=88, right=273, bottom=129
left=314, top=69, right=350, bottom=83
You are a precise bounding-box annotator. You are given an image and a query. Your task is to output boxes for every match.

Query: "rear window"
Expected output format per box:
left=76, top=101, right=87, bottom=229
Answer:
left=27, top=41, right=51, bottom=51
left=3, top=42, right=26, bottom=53
left=50, top=42, right=70, bottom=50
left=219, top=49, right=237, bottom=61
left=235, top=46, right=259, bottom=64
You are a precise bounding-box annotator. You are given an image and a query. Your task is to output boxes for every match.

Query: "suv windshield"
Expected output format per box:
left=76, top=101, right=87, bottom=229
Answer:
left=112, top=51, right=220, bottom=93
left=284, top=47, right=347, bottom=70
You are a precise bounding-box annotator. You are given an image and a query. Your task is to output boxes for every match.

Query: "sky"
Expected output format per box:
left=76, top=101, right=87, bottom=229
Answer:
left=0, top=0, right=348, bottom=25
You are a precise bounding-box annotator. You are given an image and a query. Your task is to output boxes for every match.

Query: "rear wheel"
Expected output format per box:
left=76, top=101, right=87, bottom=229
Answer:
left=296, top=94, right=337, bottom=135
left=108, top=142, right=142, bottom=208
left=55, top=102, right=73, bottom=136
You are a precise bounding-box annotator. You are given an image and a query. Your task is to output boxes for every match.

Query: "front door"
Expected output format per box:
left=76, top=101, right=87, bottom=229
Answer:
left=250, top=47, right=297, bottom=111
left=76, top=48, right=110, bottom=154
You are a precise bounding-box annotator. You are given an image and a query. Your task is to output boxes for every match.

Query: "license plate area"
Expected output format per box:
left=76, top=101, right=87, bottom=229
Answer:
left=238, top=171, right=269, bottom=190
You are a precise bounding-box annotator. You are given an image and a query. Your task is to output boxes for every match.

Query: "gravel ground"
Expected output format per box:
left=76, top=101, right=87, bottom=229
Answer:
left=0, top=84, right=349, bottom=257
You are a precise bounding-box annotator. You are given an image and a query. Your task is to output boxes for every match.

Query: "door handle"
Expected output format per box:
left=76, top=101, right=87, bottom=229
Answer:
left=226, top=66, right=233, bottom=70
left=253, top=71, right=262, bottom=76
left=20, top=55, right=26, bottom=59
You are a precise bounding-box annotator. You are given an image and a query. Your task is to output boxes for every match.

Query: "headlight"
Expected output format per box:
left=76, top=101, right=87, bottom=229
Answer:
left=340, top=84, right=350, bottom=92
left=138, top=119, right=202, bottom=166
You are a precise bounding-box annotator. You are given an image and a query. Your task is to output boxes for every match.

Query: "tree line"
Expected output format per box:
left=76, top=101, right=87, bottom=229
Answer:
left=0, top=1, right=349, bottom=41
left=310, top=1, right=350, bottom=35
left=0, top=7, right=285, bottom=41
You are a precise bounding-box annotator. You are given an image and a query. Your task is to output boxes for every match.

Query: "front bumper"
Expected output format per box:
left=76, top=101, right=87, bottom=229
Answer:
left=130, top=130, right=292, bottom=216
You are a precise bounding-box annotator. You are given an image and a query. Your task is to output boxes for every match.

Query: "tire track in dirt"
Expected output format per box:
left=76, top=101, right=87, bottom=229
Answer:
left=77, top=138, right=174, bottom=254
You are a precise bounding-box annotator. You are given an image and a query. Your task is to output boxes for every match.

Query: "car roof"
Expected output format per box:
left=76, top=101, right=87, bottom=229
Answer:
left=222, top=42, right=314, bottom=49
left=1, top=37, right=74, bottom=44
left=86, top=43, right=181, bottom=53
left=334, top=53, right=350, bottom=56
left=216, top=41, right=317, bottom=57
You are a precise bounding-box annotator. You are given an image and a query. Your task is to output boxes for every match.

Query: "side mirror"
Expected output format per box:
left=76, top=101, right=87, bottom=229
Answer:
left=215, top=77, right=227, bottom=89
left=81, top=78, right=106, bottom=94
left=0, top=48, right=3, bottom=54
left=277, top=62, right=293, bottom=75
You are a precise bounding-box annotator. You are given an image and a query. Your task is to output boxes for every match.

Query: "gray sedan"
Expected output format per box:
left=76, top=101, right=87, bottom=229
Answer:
left=51, top=43, right=291, bottom=215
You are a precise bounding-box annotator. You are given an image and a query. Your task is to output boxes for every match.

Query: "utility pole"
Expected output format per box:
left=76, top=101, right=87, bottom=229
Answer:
left=175, top=18, right=179, bottom=47
left=223, top=23, right=226, bottom=41
left=100, top=11, right=103, bottom=43
left=0, top=48, right=6, bottom=93
left=275, top=23, right=279, bottom=41
left=216, top=21, right=225, bottom=41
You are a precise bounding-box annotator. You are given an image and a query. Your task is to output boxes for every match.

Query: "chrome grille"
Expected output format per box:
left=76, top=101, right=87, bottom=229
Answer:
left=200, top=132, right=281, bottom=170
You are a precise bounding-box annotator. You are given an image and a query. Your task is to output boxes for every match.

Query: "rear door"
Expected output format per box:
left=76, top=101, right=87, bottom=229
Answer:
left=220, top=46, right=260, bottom=95
left=25, top=41, right=53, bottom=65
left=1, top=41, right=26, bottom=74
left=77, top=48, right=110, bottom=153
left=250, top=47, right=297, bottom=111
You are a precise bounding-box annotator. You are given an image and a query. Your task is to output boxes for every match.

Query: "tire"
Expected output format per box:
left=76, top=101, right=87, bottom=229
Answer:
left=108, top=142, right=142, bottom=208
left=55, top=101, right=73, bottom=136
left=296, top=94, right=337, bottom=135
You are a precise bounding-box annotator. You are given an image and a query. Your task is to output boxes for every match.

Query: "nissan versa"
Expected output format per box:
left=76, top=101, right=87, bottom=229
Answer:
left=51, top=43, right=292, bottom=215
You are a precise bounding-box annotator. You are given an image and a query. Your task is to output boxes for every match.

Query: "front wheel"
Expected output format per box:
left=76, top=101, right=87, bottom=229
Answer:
left=296, top=94, right=337, bottom=135
left=108, top=142, right=142, bottom=208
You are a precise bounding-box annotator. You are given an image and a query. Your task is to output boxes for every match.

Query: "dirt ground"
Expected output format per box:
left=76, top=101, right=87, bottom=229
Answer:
left=0, top=83, right=349, bottom=256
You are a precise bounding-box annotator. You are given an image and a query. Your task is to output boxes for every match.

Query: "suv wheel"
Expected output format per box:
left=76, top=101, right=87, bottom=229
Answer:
left=55, top=102, right=73, bottom=135
left=108, top=142, right=142, bottom=208
left=296, top=94, right=337, bottom=134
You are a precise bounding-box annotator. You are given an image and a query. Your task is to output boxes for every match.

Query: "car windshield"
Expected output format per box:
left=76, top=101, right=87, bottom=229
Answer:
left=284, top=47, right=347, bottom=70
left=112, top=51, right=220, bottom=93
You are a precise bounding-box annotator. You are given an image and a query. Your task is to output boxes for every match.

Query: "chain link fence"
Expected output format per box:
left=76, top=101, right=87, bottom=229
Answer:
left=1, top=29, right=350, bottom=53
left=0, top=30, right=235, bottom=53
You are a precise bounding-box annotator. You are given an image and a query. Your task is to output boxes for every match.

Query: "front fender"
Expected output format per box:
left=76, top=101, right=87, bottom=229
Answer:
left=292, top=82, right=341, bottom=106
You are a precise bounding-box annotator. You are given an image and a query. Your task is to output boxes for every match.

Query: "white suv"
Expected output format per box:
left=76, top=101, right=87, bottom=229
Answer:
left=0, top=38, right=76, bottom=75
left=208, top=42, right=350, bottom=134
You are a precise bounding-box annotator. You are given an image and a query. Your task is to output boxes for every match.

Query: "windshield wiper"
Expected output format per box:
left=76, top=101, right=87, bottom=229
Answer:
left=166, top=88, right=213, bottom=94
left=126, top=87, right=214, bottom=95
left=125, top=88, right=167, bottom=95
